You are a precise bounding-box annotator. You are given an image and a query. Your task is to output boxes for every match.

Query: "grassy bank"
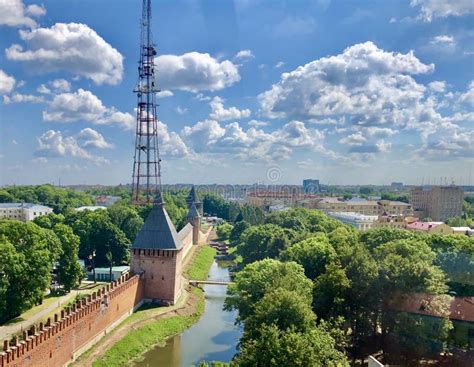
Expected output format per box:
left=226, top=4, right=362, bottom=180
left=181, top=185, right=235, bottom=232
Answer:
left=186, top=246, right=217, bottom=280
left=92, top=288, right=205, bottom=367
left=92, top=245, right=217, bottom=367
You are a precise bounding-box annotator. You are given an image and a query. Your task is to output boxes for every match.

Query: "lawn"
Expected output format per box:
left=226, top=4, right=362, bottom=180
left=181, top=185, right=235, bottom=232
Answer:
left=186, top=246, right=217, bottom=281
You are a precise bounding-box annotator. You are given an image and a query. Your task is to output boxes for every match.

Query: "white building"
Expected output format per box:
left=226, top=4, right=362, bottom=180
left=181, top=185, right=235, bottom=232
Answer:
left=328, top=211, right=378, bottom=231
left=0, top=203, right=53, bottom=222
left=451, top=227, right=474, bottom=236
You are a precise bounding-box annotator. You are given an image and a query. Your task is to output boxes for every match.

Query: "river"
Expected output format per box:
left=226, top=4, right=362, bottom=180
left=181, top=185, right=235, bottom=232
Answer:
left=135, top=260, right=242, bottom=367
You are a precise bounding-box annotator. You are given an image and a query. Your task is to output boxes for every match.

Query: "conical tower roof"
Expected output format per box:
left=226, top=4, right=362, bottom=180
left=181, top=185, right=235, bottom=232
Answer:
left=132, top=192, right=183, bottom=250
left=187, top=186, right=201, bottom=205
left=187, top=202, right=200, bottom=219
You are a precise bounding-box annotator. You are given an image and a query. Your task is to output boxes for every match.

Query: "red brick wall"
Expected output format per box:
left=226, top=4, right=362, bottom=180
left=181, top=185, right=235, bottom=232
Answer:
left=130, top=248, right=182, bottom=304
left=1, top=273, right=144, bottom=367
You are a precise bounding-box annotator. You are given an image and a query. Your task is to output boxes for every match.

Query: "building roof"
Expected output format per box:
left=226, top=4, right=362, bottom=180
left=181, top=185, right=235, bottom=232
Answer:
left=451, top=227, right=473, bottom=232
left=93, top=266, right=130, bottom=273
left=132, top=192, right=183, bottom=250
left=328, top=211, right=378, bottom=221
left=187, top=202, right=200, bottom=219
left=0, top=203, right=53, bottom=210
left=406, top=221, right=445, bottom=230
left=187, top=186, right=201, bottom=204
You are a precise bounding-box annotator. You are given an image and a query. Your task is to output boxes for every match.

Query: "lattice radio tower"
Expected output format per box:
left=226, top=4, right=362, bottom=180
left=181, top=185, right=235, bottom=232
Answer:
left=132, top=0, right=161, bottom=204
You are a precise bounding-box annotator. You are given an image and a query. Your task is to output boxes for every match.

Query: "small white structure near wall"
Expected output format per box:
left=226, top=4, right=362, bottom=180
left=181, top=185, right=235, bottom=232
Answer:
left=368, top=356, right=384, bottom=367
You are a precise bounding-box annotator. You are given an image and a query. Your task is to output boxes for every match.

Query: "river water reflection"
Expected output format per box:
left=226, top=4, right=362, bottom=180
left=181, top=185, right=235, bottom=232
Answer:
left=135, top=260, right=242, bottom=367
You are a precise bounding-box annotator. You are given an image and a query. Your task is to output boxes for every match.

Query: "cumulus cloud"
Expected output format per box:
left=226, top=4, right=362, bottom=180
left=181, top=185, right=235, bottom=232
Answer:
left=458, top=81, right=474, bottom=107
left=6, top=23, right=123, bottom=85
left=430, top=35, right=455, bottom=45
left=0, top=69, right=15, bottom=95
left=37, top=79, right=71, bottom=95
left=181, top=119, right=331, bottom=162
left=176, top=106, right=188, bottom=115
left=0, top=0, right=43, bottom=28
left=258, top=41, right=436, bottom=133
left=234, top=50, right=254, bottom=61
left=35, top=129, right=109, bottom=164
left=411, top=0, right=474, bottom=22
left=3, top=93, right=45, bottom=104
left=157, top=90, right=173, bottom=98
left=76, top=128, right=113, bottom=149
left=248, top=119, right=270, bottom=127
left=275, top=61, right=285, bottom=69
left=42, top=88, right=134, bottom=130
left=156, top=121, right=189, bottom=158
left=209, top=96, right=251, bottom=121
left=25, top=4, right=46, bottom=17
left=155, top=52, right=240, bottom=92
left=428, top=80, right=447, bottom=93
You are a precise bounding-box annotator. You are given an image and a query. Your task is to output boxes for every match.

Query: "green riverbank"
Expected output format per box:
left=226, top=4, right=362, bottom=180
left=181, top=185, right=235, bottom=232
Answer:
left=92, top=246, right=217, bottom=367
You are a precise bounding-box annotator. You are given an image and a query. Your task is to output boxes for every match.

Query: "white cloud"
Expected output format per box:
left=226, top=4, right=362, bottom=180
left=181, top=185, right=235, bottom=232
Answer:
left=25, top=4, right=46, bottom=17
left=339, top=132, right=367, bottom=146
left=3, top=93, right=45, bottom=104
left=6, top=23, right=123, bottom=85
left=194, top=93, right=211, bottom=101
left=37, top=84, right=51, bottom=94
left=42, top=88, right=134, bottom=130
left=51, top=79, right=71, bottom=92
left=389, top=17, right=397, bottom=23
left=258, top=41, right=435, bottom=133
left=248, top=119, right=269, bottom=127
left=76, top=128, right=113, bottom=149
left=430, top=35, right=455, bottom=45
left=176, top=106, right=188, bottom=115
left=234, top=50, right=254, bottom=61
left=157, top=90, right=173, bottom=98
left=155, top=52, right=240, bottom=92
left=35, top=130, right=109, bottom=164
left=0, top=69, right=15, bottom=95
left=0, top=0, right=42, bottom=28
left=274, top=61, right=285, bottom=69
left=428, top=80, right=446, bottom=93
left=181, top=119, right=331, bottom=162
left=458, top=81, right=474, bottom=107
left=156, top=121, right=189, bottom=158
left=209, top=96, right=251, bottom=121
left=411, top=0, right=474, bottom=22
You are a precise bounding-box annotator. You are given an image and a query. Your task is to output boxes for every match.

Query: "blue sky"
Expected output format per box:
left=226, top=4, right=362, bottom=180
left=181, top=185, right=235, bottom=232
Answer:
left=0, top=0, right=473, bottom=186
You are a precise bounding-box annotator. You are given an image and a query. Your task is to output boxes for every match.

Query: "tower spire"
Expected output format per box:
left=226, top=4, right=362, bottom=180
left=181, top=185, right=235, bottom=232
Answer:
left=132, top=0, right=161, bottom=204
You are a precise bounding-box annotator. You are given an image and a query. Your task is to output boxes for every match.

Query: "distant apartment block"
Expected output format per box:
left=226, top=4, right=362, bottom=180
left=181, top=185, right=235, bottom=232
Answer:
left=328, top=211, right=378, bottom=231
left=410, top=186, right=464, bottom=221
left=0, top=203, right=53, bottom=222
left=246, top=191, right=320, bottom=210
left=303, top=179, right=320, bottom=193
left=316, top=197, right=413, bottom=216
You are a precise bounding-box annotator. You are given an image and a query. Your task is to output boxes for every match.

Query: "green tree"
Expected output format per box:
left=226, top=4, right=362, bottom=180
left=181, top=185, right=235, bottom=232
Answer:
left=244, top=288, right=316, bottom=341
left=225, top=259, right=312, bottom=322
left=216, top=222, right=233, bottom=241
left=107, top=204, right=144, bottom=242
left=54, top=224, right=83, bottom=292
left=313, top=262, right=351, bottom=320
left=360, top=227, right=419, bottom=252
left=0, top=221, right=59, bottom=319
left=280, top=234, right=337, bottom=280
left=0, top=237, right=23, bottom=322
left=233, top=324, right=348, bottom=367
left=229, top=220, right=250, bottom=245
left=237, top=224, right=290, bottom=264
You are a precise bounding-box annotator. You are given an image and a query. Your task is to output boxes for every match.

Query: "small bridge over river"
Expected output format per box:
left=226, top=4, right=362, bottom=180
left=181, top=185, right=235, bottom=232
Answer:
left=189, top=280, right=233, bottom=286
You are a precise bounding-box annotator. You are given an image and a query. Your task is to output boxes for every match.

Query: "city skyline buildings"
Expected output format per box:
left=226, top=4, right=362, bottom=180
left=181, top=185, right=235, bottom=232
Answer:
left=1, top=0, right=473, bottom=186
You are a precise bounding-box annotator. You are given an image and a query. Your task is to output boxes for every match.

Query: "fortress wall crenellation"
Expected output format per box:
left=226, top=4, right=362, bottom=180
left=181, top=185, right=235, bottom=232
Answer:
left=0, top=273, right=144, bottom=367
